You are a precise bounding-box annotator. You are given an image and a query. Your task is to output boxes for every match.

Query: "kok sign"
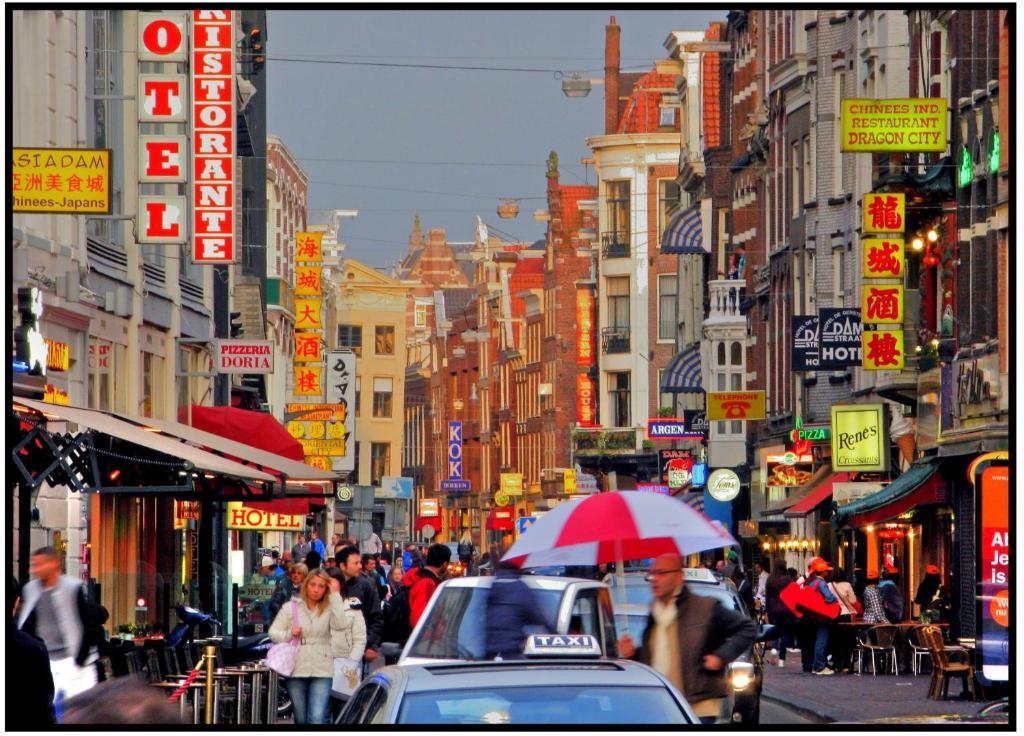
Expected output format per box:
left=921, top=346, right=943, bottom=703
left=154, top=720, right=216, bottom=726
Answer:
left=862, top=284, right=904, bottom=324
left=11, top=148, right=111, bottom=215
left=227, top=503, right=303, bottom=532
left=214, top=340, right=273, bottom=374
left=831, top=404, right=890, bottom=472
left=706, top=391, right=766, bottom=421
left=192, top=10, right=236, bottom=263
left=841, top=99, right=948, bottom=153
left=863, top=193, right=906, bottom=234
left=863, top=238, right=905, bottom=279
left=707, top=469, right=741, bottom=503
left=863, top=329, right=905, bottom=371
left=447, top=422, right=463, bottom=479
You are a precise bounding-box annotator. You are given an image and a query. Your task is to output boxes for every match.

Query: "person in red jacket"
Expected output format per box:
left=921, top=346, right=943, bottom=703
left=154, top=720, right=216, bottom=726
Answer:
left=403, top=543, right=451, bottom=628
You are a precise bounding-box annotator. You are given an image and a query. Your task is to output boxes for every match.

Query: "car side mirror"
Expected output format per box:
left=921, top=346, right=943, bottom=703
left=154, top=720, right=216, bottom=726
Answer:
left=755, top=623, right=778, bottom=643
left=380, top=641, right=402, bottom=664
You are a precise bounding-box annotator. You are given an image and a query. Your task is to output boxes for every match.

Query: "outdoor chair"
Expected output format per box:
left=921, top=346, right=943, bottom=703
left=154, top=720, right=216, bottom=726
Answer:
left=95, top=656, right=114, bottom=682
left=907, top=625, right=932, bottom=675
left=856, top=624, right=900, bottom=675
left=921, top=625, right=976, bottom=701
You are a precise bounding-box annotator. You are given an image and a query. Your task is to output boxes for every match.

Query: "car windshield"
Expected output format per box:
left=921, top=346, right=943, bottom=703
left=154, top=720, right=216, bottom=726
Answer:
left=407, top=586, right=563, bottom=660
left=398, top=685, right=688, bottom=724
left=611, top=580, right=746, bottom=615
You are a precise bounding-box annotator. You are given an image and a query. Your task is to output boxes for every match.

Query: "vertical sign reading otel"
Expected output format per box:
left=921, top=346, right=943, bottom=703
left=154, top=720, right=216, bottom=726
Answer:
left=191, top=11, right=236, bottom=262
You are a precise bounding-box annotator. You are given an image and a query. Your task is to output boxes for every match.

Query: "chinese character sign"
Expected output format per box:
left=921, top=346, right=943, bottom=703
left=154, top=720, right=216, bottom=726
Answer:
left=294, top=333, right=322, bottom=363
left=294, top=365, right=322, bottom=397
left=862, top=284, right=904, bottom=324
left=863, top=238, right=905, bottom=279
left=12, top=148, right=111, bottom=214
left=295, top=266, right=323, bottom=297
left=862, top=329, right=905, bottom=371
left=294, top=299, right=323, bottom=330
left=295, top=232, right=323, bottom=263
left=863, top=193, right=905, bottom=234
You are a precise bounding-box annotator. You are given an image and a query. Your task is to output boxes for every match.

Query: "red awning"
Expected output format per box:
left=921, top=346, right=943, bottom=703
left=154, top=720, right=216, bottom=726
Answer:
left=784, top=472, right=851, bottom=517
left=849, top=472, right=949, bottom=527
left=486, top=506, right=515, bottom=531
left=179, top=405, right=305, bottom=461
left=242, top=497, right=312, bottom=516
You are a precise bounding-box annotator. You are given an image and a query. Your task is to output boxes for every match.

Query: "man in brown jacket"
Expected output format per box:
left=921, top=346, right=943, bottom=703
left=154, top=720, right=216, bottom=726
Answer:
left=619, top=553, right=757, bottom=723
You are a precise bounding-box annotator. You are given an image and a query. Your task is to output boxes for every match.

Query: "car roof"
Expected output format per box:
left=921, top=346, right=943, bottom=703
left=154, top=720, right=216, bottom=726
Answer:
left=436, top=575, right=607, bottom=591
left=390, top=659, right=673, bottom=692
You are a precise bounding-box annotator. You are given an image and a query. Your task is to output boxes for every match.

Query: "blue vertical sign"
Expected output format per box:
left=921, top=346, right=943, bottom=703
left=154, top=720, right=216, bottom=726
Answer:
left=447, top=421, right=463, bottom=479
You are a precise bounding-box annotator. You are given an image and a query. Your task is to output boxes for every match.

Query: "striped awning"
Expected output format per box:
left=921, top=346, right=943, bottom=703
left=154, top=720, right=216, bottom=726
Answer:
left=661, top=343, right=704, bottom=394
left=660, top=206, right=705, bottom=254
left=678, top=491, right=704, bottom=514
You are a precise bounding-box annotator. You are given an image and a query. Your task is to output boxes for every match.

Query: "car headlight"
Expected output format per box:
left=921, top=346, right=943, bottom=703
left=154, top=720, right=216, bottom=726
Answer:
left=728, top=661, right=755, bottom=692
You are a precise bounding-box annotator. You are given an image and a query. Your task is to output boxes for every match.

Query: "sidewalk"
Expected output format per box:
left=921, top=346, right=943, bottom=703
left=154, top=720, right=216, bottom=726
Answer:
left=761, top=657, right=984, bottom=723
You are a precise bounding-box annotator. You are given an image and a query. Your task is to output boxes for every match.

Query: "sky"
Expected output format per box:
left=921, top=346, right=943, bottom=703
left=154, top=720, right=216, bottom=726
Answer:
left=267, top=9, right=728, bottom=270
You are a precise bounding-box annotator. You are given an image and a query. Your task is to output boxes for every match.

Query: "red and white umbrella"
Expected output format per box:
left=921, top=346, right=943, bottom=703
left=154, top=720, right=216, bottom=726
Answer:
left=501, top=491, right=736, bottom=568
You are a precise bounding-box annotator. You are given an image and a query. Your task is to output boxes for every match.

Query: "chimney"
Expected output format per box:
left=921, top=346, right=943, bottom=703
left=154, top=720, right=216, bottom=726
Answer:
left=604, top=15, right=620, bottom=135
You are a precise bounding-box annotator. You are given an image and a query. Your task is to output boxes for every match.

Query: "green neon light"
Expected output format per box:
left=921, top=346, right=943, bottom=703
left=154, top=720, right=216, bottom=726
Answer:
left=990, top=132, right=1000, bottom=174
left=958, top=146, right=974, bottom=188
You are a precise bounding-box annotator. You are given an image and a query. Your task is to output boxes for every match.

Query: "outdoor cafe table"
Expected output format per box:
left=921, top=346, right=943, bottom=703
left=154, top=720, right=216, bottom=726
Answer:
left=836, top=621, right=951, bottom=673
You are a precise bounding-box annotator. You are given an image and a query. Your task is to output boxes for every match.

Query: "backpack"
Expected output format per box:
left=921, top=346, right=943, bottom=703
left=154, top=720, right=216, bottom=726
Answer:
left=382, top=583, right=414, bottom=645
left=880, top=583, right=904, bottom=622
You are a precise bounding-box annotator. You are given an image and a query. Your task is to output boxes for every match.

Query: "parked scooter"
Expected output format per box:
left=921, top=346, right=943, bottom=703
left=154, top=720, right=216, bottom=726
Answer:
left=167, top=602, right=292, bottom=718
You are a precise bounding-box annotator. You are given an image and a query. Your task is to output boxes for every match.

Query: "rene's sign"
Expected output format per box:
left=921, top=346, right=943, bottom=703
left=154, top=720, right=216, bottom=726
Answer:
left=214, top=340, right=273, bottom=374
left=830, top=404, right=890, bottom=472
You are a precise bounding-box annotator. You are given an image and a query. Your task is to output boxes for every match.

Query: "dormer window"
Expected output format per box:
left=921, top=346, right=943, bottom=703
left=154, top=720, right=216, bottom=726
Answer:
left=659, top=106, right=677, bottom=127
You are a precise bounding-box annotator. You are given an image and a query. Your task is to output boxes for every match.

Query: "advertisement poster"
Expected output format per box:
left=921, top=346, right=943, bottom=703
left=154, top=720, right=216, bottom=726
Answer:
left=977, top=462, right=1009, bottom=683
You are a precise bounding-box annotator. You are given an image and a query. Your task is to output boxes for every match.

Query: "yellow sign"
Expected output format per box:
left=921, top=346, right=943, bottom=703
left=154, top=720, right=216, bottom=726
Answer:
left=295, top=299, right=323, bottom=330
left=862, top=329, right=905, bottom=371
left=174, top=500, right=200, bottom=530
left=295, top=231, right=323, bottom=263
left=862, top=284, right=904, bottom=324
left=294, top=266, right=323, bottom=297
left=706, top=391, right=766, bottom=421
left=43, top=384, right=70, bottom=405
left=286, top=403, right=346, bottom=422
left=563, top=469, right=576, bottom=494
left=296, top=437, right=347, bottom=456
left=305, top=456, right=332, bottom=471
left=494, top=491, right=511, bottom=507
left=841, top=99, right=947, bottom=152
left=862, top=192, right=905, bottom=234
left=294, top=332, right=322, bottom=363
left=227, top=503, right=304, bottom=531
left=831, top=404, right=889, bottom=472
left=500, top=473, right=524, bottom=496
left=12, top=147, right=112, bottom=214
left=45, top=340, right=71, bottom=372
left=862, top=238, right=905, bottom=279
left=294, top=365, right=322, bottom=396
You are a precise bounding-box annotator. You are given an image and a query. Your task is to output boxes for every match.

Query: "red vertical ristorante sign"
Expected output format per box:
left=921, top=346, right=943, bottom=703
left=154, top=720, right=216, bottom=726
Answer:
left=191, top=10, right=235, bottom=263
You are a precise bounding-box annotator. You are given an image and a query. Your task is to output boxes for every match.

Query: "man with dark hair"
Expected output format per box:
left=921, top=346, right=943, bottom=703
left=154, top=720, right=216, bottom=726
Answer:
left=9, top=575, right=57, bottom=727
left=17, top=546, right=102, bottom=701
left=484, top=562, right=549, bottom=659
left=309, top=529, right=327, bottom=561
left=338, top=545, right=383, bottom=665
left=402, top=543, right=451, bottom=629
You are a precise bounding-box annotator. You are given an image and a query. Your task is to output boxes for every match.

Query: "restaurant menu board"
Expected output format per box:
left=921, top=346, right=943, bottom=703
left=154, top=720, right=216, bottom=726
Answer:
left=977, top=462, right=1009, bottom=682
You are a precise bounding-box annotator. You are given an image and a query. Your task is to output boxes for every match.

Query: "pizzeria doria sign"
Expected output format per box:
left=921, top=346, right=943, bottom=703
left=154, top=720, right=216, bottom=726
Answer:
left=214, top=339, right=274, bottom=374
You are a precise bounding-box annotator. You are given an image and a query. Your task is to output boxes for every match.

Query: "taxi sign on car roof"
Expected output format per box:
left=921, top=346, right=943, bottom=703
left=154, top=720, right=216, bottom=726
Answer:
left=684, top=567, right=719, bottom=583
left=523, top=634, right=602, bottom=658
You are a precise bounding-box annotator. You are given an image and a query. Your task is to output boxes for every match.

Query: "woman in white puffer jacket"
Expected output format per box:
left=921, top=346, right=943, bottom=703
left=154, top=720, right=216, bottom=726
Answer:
left=268, top=568, right=366, bottom=724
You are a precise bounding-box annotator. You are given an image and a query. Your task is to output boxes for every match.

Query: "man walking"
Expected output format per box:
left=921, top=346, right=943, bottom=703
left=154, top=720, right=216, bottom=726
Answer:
left=309, top=529, right=327, bottom=562
left=618, top=553, right=757, bottom=723
left=402, top=543, right=451, bottom=629
left=17, top=547, right=102, bottom=701
left=9, top=576, right=57, bottom=727
left=338, top=545, right=384, bottom=667
left=291, top=533, right=310, bottom=566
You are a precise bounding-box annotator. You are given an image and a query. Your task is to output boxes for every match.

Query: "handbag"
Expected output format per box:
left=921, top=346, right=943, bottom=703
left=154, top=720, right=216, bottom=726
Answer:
left=797, top=581, right=841, bottom=621
left=778, top=581, right=804, bottom=619
left=264, top=601, right=300, bottom=677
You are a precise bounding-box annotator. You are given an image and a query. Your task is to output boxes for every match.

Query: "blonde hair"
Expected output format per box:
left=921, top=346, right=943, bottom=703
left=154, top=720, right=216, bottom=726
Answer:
left=300, top=569, right=333, bottom=616
left=290, top=563, right=309, bottom=578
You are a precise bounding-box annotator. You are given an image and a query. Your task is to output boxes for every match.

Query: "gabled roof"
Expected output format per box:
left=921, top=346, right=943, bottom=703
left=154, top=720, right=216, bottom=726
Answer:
left=617, top=68, right=679, bottom=135
left=559, top=184, right=598, bottom=234
left=443, top=287, right=476, bottom=317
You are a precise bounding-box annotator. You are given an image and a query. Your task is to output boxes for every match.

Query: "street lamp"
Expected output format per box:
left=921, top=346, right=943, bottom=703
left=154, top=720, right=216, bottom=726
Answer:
left=558, top=71, right=604, bottom=98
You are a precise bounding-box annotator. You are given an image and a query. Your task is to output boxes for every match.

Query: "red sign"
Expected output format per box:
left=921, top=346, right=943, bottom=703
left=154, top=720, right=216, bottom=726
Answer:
left=576, top=374, right=596, bottom=427
left=138, top=75, right=187, bottom=122
left=138, top=196, right=186, bottom=243
left=139, top=12, right=187, bottom=62
left=576, top=289, right=595, bottom=366
left=191, top=10, right=235, bottom=263
left=139, top=135, right=186, bottom=182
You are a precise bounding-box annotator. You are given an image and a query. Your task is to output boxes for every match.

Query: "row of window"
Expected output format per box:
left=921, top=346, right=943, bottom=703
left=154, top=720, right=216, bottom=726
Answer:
left=604, top=274, right=678, bottom=342
left=602, top=180, right=681, bottom=246
left=337, top=324, right=395, bottom=356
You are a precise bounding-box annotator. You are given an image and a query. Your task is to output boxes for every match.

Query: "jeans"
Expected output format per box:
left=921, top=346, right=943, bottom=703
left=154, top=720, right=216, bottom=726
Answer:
left=288, top=676, right=332, bottom=724
left=798, top=621, right=830, bottom=672
left=812, top=623, right=830, bottom=672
